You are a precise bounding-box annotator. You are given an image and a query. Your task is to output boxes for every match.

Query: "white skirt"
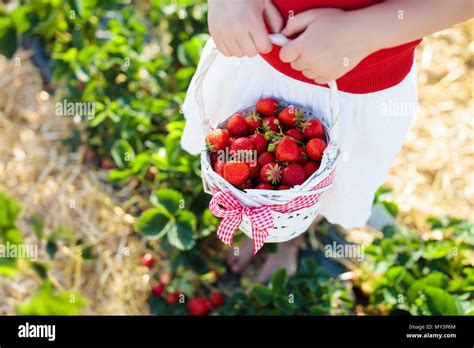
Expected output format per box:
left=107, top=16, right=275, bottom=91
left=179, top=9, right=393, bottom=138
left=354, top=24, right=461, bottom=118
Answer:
left=181, top=39, right=417, bottom=229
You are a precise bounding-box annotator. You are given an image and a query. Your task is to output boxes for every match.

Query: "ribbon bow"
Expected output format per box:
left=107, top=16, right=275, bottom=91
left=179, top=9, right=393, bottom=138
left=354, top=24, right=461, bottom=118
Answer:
left=209, top=191, right=274, bottom=254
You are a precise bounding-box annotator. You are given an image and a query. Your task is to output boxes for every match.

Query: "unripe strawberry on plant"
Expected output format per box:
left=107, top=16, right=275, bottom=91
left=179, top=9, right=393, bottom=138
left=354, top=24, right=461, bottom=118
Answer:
left=249, top=133, right=267, bottom=155
left=227, top=114, right=248, bottom=136
left=306, top=138, right=327, bottom=161
left=279, top=106, right=303, bottom=127
left=141, top=253, right=154, bottom=268
left=256, top=98, right=278, bottom=116
left=100, top=158, right=115, bottom=170
left=260, top=163, right=282, bottom=184
left=245, top=112, right=263, bottom=132
left=281, top=163, right=307, bottom=187
left=159, top=271, right=172, bottom=286
left=187, top=297, right=210, bottom=316
left=145, top=166, right=158, bottom=181
left=301, top=119, right=325, bottom=139
left=205, top=129, right=230, bottom=151
left=152, top=283, right=165, bottom=297
left=275, top=137, right=299, bottom=162
left=223, top=162, right=250, bottom=186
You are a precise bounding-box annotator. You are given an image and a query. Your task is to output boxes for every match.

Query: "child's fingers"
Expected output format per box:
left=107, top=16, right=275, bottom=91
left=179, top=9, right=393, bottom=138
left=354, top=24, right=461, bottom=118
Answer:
left=251, top=19, right=273, bottom=54
left=264, top=0, right=284, bottom=33
left=217, top=41, right=232, bottom=57
left=289, top=56, right=306, bottom=71
left=240, top=31, right=259, bottom=57
left=281, top=10, right=319, bottom=36
left=279, top=40, right=300, bottom=63
left=226, top=37, right=245, bottom=58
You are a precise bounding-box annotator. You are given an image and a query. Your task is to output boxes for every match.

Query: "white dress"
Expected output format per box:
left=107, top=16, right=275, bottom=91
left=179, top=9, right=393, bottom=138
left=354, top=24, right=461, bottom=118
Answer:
left=181, top=39, right=417, bottom=229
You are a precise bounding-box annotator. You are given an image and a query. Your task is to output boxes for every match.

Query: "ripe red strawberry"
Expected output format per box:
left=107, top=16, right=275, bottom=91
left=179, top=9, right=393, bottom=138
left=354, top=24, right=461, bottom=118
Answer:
left=281, top=163, right=307, bottom=187
left=301, top=119, right=325, bottom=139
left=260, top=163, right=282, bottom=184
left=243, top=180, right=254, bottom=189
left=205, top=129, right=230, bottom=151
left=166, top=290, right=180, bottom=304
left=256, top=98, right=278, bottom=116
left=297, top=146, right=309, bottom=165
left=213, top=159, right=225, bottom=177
left=210, top=291, right=225, bottom=307
left=248, top=163, right=259, bottom=179
left=249, top=133, right=267, bottom=155
left=304, top=161, right=320, bottom=177
left=256, top=182, right=272, bottom=190
left=223, top=162, right=250, bottom=186
left=100, top=158, right=115, bottom=169
left=306, top=138, right=327, bottom=161
left=227, top=114, right=248, bottom=137
left=159, top=271, right=172, bottom=286
left=258, top=152, right=275, bottom=167
left=277, top=185, right=290, bottom=190
left=279, top=106, right=303, bottom=127
left=245, top=112, right=263, bottom=132
left=275, top=137, right=299, bottom=162
left=230, top=137, right=255, bottom=155
left=263, top=116, right=280, bottom=132
left=188, top=297, right=210, bottom=316
left=152, top=283, right=165, bottom=297
left=229, top=137, right=238, bottom=145
left=210, top=152, right=218, bottom=166
left=141, top=253, right=154, bottom=268
left=285, top=128, right=304, bottom=142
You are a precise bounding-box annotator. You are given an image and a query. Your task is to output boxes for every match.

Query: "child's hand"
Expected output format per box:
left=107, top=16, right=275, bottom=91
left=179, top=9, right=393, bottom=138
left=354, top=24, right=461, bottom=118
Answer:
left=208, top=0, right=283, bottom=57
left=279, top=9, right=374, bottom=84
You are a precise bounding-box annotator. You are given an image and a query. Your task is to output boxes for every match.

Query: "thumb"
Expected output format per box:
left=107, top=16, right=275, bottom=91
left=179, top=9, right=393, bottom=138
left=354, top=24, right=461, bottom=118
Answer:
left=281, top=10, right=319, bottom=37
left=264, top=0, right=284, bottom=33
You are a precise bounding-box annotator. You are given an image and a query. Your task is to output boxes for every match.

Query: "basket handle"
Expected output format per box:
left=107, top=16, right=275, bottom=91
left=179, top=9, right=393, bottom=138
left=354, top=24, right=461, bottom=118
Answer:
left=194, top=34, right=340, bottom=142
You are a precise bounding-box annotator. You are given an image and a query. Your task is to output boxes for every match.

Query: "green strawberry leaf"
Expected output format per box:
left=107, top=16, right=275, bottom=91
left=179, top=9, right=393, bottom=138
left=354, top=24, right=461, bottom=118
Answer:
left=136, top=208, right=171, bottom=238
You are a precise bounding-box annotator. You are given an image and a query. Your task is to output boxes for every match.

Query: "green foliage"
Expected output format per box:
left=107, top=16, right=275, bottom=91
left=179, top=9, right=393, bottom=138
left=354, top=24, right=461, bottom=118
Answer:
left=0, top=190, right=23, bottom=276
left=219, top=259, right=354, bottom=315
left=0, top=0, right=212, bottom=257
left=0, top=189, right=87, bottom=314
left=359, top=219, right=474, bottom=315
left=16, top=281, right=87, bottom=315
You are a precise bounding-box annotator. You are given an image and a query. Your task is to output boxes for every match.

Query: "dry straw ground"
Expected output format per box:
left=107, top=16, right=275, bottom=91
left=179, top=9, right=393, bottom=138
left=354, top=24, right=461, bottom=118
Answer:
left=0, top=21, right=472, bottom=314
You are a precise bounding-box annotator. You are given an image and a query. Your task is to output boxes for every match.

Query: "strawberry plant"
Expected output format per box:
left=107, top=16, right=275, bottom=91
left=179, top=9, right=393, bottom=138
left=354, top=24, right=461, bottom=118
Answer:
left=0, top=189, right=87, bottom=314
left=219, top=261, right=354, bottom=315
left=355, top=212, right=474, bottom=315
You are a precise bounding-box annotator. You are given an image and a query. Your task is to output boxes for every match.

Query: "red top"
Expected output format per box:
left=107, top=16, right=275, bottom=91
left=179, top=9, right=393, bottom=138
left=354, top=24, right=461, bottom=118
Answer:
left=261, top=0, right=422, bottom=94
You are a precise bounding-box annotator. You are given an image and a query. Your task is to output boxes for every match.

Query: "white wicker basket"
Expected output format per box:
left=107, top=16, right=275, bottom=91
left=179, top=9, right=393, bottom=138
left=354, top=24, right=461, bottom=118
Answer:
left=196, top=34, right=341, bottom=248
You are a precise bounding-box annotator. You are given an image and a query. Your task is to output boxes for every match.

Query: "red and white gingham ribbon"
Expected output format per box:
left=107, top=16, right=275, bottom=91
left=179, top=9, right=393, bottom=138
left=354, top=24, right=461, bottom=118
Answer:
left=208, top=170, right=336, bottom=254
left=209, top=191, right=274, bottom=254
